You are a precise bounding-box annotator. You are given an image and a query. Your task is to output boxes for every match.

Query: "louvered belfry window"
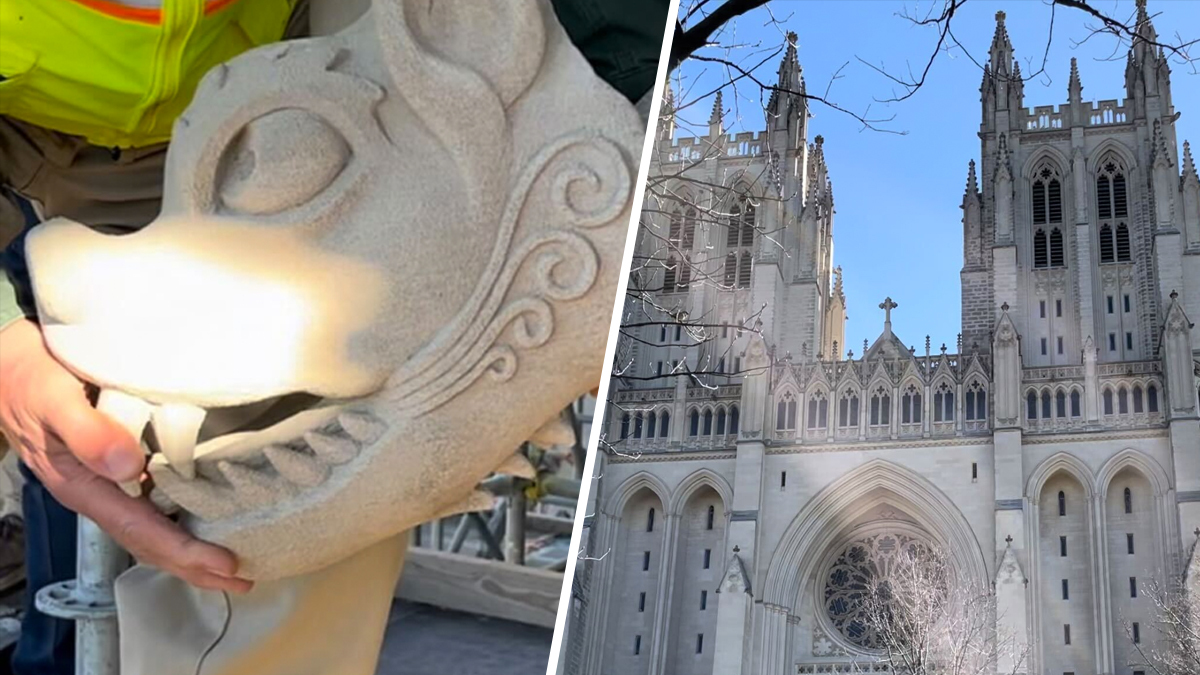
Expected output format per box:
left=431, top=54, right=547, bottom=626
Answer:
left=1031, top=164, right=1064, bottom=268
left=1031, top=165, right=1062, bottom=226
left=724, top=191, right=756, bottom=289
left=1033, top=229, right=1049, bottom=268
left=1049, top=228, right=1065, bottom=267
left=1097, top=159, right=1131, bottom=263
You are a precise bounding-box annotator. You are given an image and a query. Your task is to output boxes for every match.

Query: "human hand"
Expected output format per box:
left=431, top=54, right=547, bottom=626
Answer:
left=0, top=319, right=252, bottom=593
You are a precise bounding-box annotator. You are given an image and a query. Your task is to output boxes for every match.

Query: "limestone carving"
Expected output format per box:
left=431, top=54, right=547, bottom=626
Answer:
left=992, top=307, right=1021, bottom=427
left=1162, top=293, right=1196, bottom=413
left=24, top=0, right=643, bottom=579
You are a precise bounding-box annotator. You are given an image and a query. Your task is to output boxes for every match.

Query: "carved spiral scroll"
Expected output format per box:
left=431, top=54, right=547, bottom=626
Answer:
left=390, top=133, right=628, bottom=414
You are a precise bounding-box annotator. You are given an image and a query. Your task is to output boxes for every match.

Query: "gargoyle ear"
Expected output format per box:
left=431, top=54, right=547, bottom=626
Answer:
left=373, top=0, right=545, bottom=206
left=374, top=0, right=544, bottom=110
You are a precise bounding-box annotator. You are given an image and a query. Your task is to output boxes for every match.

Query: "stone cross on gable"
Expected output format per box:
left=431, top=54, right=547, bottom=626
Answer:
left=879, top=297, right=898, bottom=327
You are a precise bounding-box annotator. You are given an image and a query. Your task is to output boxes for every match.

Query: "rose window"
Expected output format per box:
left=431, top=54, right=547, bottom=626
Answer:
left=822, top=531, right=931, bottom=649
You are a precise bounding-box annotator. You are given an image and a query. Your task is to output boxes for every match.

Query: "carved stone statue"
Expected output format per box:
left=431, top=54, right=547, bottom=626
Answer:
left=992, top=305, right=1020, bottom=427
left=23, top=0, right=643, bottom=580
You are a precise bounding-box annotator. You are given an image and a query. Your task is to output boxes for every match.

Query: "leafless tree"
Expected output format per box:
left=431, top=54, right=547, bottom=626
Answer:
left=859, top=544, right=1029, bottom=675
left=1121, top=574, right=1200, bottom=675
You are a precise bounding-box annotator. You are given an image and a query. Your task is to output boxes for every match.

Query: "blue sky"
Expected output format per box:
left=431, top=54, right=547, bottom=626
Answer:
left=669, top=0, right=1200, bottom=356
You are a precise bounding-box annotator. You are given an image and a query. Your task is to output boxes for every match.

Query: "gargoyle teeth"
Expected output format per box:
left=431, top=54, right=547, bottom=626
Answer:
left=150, top=403, right=207, bottom=481
left=217, top=460, right=292, bottom=508
left=96, top=389, right=154, bottom=496
left=528, top=415, right=575, bottom=448
left=337, top=411, right=386, bottom=445
left=495, top=453, right=538, bottom=480
left=148, top=458, right=238, bottom=519
left=431, top=490, right=495, bottom=521
left=147, top=486, right=179, bottom=515
left=263, top=445, right=328, bottom=487
left=303, top=430, right=359, bottom=465
left=97, top=389, right=153, bottom=442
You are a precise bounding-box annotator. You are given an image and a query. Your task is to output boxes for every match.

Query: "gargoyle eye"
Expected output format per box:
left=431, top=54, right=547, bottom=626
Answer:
left=216, top=108, right=350, bottom=215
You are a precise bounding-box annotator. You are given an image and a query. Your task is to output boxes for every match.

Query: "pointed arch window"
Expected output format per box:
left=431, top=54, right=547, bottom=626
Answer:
left=806, top=392, right=827, bottom=429
left=901, top=385, right=922, bottom=424
left=838, top=391, right=860, bottom=428
left=1027, top=391, right=1038, bottom=420
left=660, top=411, right=671, bottom=437
left=703, top=409, right=714, bottom=435
left=870, top=387, right=891, bottom=426
left=1099, top=224, right=1115, bottom=263
left=1147, top=385, right=1159, bottom=413
left=683, top=208, right=697, bottom=250
left=677, top=258, right=692, bottom=289
left=668, top=210, right=683, bottom=246
left=689, top=409, right=700, bottom=436
left=741, top=200, right=756, bottom=246
left=647, top=412, right=657, bottom=438
left=620, top=414, right=631, bottom=439
left=725, top=192, right=756, bottom=289
left=663, top=257, right=677, bottom=291
left=1103, top=388, right=1114, bottom=415
left=1070, top=390, right=1081, bottom=417
left=716, top=409, right=727, bottom=435
left=933, top=383, right=955, bottom=422
left=1034, top=229, right=1049, bottom=268
left=1050, top=228, right=1065, bottom=267
left=737, top=251, right=753, bottom=288
left=1032, top=164, right=1063, bottom=226
left=729, top=406, right=740, bottom=434
left=1056, top=390, right=1067, bottom=418
left=965, top=381, right=987, bottom=421
left=777, top=393, right=798, bottom=431
left=1115, top=224, right=1131, bottom=262
left=727, top=201, right=741, bottom=248
left=1041, top=390, right=1052, bottom=419
left=1097, top=159, right=1131, bottom=263
left=633, top=412, right=643, bottom=439
left=1132, top=385, right=1144, bottom=413
left=1097, top=160, right=1129, bottom=220
left=1118, top=386, right=1129, bottom=414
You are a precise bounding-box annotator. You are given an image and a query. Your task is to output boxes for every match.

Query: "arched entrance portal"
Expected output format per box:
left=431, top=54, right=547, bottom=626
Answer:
left=758, top=460, right=987, bottom=674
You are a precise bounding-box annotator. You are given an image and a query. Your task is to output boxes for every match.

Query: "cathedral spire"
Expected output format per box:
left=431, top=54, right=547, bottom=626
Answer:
left=709, top=90, right=724, bottom=127
left=965, top=159, right=978, bottom=195
left=989, top=11, right=1013, bottom=69
left=766, top=32, right=806, bottom=141
left=1068, top=57, right=1083, bottom=104
left=767, top=32, right=802, bottom=113
left=1134, top=0, right=1158, bottom=56
left=658, top=82, right=676, bottom=141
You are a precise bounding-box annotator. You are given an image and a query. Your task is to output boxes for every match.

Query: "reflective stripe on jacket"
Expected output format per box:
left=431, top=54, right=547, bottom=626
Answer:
left=0, top=0, right=297, bottom=148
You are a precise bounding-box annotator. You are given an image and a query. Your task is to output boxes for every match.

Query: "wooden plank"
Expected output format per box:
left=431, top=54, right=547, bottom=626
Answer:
left=396, top=547, right=564, bottom=628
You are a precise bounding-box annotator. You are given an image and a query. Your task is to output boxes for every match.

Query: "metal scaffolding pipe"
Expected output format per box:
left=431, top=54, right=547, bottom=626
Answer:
left=36, top=517, right=128, bottom=675
left=504, top=492, right=526, bottom=565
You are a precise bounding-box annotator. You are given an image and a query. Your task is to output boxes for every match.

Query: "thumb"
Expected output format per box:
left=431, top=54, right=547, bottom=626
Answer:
left=42, top=389, right=144, bottom=483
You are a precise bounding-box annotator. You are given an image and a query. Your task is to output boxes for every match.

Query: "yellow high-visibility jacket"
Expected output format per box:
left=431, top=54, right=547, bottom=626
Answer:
left=0, top=0, right=297, bottom=149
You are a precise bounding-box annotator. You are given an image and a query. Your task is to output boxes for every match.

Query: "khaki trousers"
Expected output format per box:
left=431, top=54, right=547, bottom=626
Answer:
left=1, top=115, right=408, bottom=675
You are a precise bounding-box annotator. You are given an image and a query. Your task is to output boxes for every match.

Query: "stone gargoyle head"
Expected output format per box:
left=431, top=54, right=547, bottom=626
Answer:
left=25, top=0, right=641, bottom=579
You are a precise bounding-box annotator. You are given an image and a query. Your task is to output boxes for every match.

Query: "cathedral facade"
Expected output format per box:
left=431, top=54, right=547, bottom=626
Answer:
left=571, top=5, right=1200, bottom=675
